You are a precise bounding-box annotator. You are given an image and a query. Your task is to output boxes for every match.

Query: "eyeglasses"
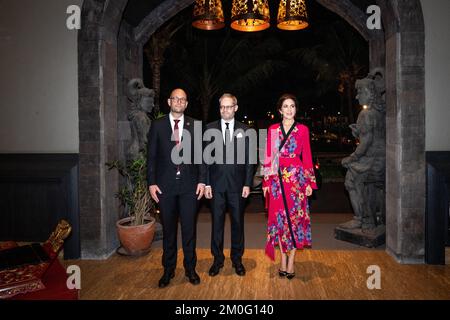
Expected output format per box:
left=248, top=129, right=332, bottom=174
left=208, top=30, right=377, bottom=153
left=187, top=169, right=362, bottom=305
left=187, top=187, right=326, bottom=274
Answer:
left=220, top=105, right=236, bottom=110
left=170, top=97, right=187, bottom=103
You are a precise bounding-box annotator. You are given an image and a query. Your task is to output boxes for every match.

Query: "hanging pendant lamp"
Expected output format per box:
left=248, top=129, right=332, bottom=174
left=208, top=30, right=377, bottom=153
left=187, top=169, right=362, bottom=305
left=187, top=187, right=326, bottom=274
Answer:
left=277, top=0, right=309, bottom=31
left=192, top=0, right=225, bottom=30
left=230, top=0, right=270, bottom=32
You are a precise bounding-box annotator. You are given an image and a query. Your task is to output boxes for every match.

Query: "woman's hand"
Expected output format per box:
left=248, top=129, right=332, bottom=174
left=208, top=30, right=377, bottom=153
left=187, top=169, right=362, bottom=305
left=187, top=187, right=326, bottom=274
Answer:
left=306, top=185, right=312, bottom=197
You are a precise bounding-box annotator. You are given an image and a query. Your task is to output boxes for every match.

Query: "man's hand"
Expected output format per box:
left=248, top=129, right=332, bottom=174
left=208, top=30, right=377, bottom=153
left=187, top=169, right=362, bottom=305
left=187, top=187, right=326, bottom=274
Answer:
left=262, top=187, right=269, bottom=198
left=149, top=185, right=162, bottom=203
left=242, top=186, right=250, bottom=198
left=306, top=185, right=313, bottom=197
left=196, top=184, right=205, bottom=200
left=205, top=186, right=213, bottom=199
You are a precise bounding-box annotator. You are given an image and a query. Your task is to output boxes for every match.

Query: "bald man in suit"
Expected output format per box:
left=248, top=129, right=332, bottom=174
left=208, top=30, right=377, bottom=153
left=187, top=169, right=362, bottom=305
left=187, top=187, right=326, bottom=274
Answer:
left=147, top=88, right=205, bottom=288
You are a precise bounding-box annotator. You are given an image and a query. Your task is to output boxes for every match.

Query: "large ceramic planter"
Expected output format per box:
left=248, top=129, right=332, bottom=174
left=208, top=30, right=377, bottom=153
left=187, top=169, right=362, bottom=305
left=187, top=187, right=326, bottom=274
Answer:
left=116, top=216, right=156, bottom=256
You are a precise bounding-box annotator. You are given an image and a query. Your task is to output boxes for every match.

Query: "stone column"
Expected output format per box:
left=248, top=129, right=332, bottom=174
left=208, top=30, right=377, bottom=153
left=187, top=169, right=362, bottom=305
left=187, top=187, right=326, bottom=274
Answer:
left=78, top=0, right=128, bottom=259
left=384, top=0, right=426, bottom=263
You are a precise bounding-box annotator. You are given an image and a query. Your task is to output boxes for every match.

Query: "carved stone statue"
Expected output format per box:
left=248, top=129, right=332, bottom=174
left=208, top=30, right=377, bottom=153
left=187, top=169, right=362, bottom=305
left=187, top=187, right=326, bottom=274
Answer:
left=340, top=69, right=386, bottom=233
left=127, top=78, right=154, bottom=159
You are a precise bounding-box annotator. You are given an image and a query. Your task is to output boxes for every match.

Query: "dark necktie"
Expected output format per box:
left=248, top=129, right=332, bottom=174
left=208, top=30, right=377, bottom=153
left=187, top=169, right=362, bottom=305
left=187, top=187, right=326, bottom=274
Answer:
left=225, top=122, right=231, bottom=164
left=225, top=122, right=231, bottom=145
left=173, top=119, right=180, bottom=147
left=174, top=119, right=181, bottom=178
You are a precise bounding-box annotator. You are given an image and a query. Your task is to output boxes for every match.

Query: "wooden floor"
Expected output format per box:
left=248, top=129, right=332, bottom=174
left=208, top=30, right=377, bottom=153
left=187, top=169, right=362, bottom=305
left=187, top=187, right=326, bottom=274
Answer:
left=65, top=248, right=450, bottom=300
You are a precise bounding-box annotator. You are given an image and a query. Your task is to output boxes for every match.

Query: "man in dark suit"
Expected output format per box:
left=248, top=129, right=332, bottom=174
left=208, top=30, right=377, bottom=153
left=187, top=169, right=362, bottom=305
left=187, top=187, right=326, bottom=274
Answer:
left=204, top=93, right=255, bottom=277
left=147, top=88, right=205, bottom=288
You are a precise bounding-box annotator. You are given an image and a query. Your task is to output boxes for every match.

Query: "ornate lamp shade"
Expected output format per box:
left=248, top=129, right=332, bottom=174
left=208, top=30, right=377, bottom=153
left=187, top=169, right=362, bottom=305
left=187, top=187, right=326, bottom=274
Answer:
left=231, top=0, right=270, bottom=32
left=277, top=0, right=309, bottom=30
left=192, top=0, right=225, bottom=30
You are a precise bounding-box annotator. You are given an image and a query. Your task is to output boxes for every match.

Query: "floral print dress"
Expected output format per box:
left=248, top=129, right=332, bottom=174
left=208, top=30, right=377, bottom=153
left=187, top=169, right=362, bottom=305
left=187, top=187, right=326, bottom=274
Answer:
left=263, top=122, right=317, bottom=260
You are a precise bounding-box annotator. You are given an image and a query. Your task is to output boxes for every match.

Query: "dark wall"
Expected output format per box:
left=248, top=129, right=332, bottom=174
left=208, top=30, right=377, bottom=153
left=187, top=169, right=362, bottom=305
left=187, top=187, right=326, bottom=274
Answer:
left=426, top=151, right=450, bottom=265
left=0, top=154, right=80, bottom=259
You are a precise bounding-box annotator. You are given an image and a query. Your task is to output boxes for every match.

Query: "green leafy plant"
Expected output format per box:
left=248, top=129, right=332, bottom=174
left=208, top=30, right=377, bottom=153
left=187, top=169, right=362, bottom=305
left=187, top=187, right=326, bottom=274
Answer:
left=106, top=148, right=155, bottom=226
left=152, top=110, right=166, bottom=120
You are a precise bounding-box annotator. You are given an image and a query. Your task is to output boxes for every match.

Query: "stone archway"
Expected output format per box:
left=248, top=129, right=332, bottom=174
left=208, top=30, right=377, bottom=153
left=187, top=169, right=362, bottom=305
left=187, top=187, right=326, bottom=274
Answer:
left=78, top=0, right=425, bottom=263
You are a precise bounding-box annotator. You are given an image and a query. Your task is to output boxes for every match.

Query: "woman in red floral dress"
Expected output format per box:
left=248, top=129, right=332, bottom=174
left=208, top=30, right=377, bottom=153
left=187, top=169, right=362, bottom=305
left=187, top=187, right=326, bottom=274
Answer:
left=262, top=94, right=317, bottom=279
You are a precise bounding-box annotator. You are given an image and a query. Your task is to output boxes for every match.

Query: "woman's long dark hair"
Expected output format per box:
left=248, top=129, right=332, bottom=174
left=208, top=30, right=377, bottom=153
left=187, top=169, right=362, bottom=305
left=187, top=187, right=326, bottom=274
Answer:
left=277, top=93, right=299, bottom=111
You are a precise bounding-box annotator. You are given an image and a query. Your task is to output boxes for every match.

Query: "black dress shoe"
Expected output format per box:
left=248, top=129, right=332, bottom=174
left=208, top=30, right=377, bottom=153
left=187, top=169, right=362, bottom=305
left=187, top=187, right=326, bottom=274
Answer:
left=278, top=269, right=287, bottom=277
left=185, top=270, right=201, bottom=285
left=286, top=272, right=295, bottom=280
left=208, top=263, right=224, bottom=277
left=232, top=263, right=246, bottom=276
left=158, top=270, right=175, bottom=288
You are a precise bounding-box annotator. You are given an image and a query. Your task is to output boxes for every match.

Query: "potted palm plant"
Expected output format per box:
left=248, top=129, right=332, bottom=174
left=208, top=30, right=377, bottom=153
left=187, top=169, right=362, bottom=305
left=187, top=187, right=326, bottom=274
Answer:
left=107, top=148, right=156, bottom=256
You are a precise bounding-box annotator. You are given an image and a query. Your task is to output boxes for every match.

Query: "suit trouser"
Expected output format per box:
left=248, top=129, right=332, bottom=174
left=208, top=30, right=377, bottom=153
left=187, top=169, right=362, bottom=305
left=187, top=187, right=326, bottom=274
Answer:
left=158, top=186, right=198, bottom=272
left=210, top=191, right=245, bottom=265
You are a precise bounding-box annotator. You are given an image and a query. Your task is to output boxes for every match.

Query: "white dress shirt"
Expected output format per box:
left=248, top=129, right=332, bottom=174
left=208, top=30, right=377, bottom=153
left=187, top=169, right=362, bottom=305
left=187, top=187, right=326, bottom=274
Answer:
left=169, top=113, right=184, bottom=142
left=221, top=118, right=235, bottom=143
